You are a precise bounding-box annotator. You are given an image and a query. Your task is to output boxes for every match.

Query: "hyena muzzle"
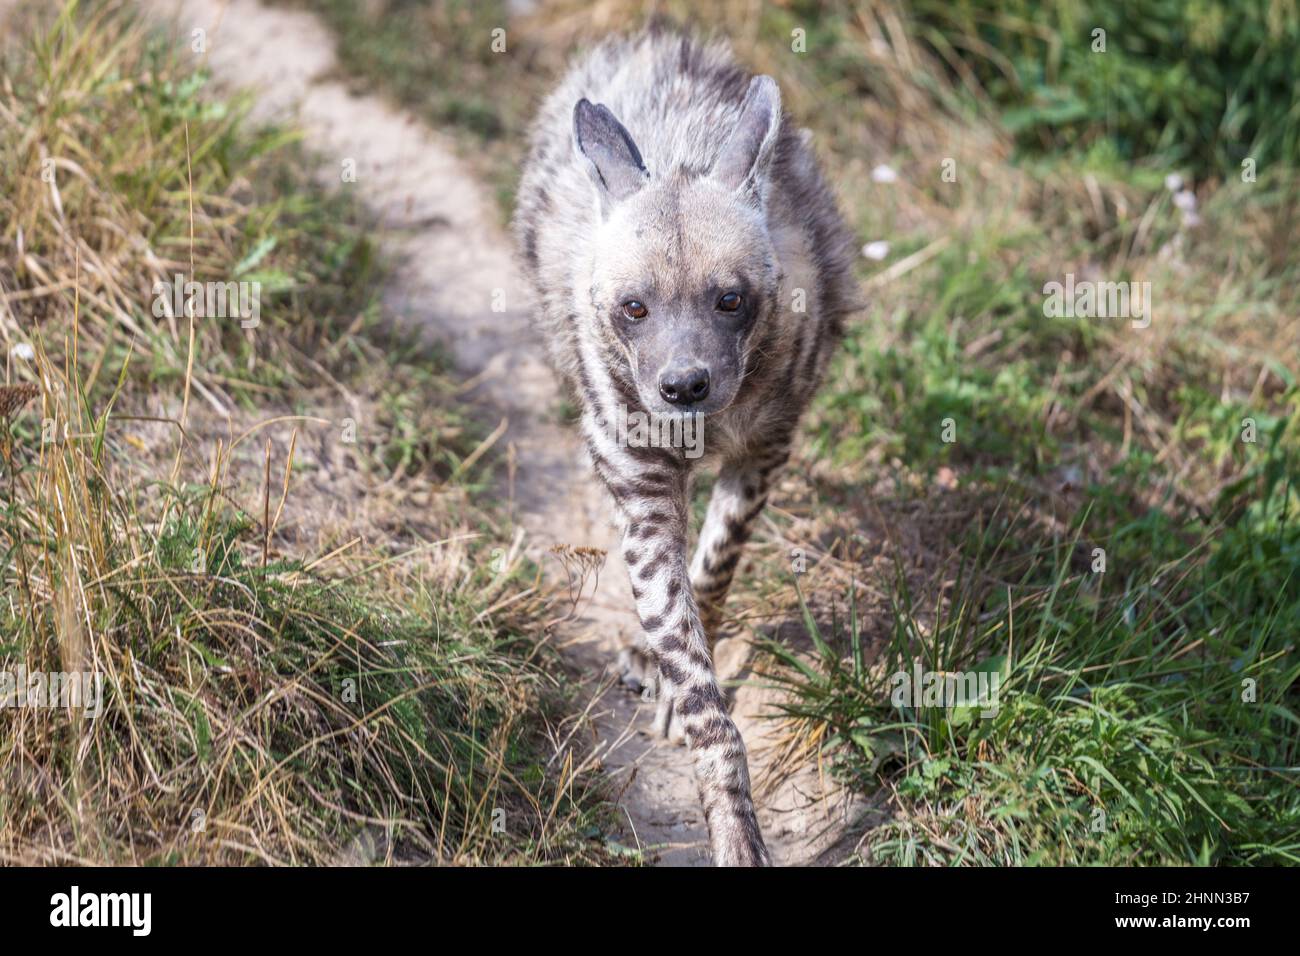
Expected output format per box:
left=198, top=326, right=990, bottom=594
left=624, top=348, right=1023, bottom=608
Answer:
left=513, top=27, right=859, bottom=866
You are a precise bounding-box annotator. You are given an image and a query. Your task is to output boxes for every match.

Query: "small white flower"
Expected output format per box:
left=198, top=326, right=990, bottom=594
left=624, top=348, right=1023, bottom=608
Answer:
left=1164, top=173, right=1183, bottom=192
left=1173, top=189, right=1197, bottom=212
left=10, top=343, right=35, bottom=361
left=871, top=164, right=898, bottom=184
left=862, top=241, right=890, bottom=261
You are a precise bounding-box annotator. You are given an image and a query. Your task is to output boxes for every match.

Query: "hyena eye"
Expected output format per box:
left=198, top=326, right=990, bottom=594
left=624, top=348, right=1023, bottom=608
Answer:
left=717, top=292, right=743, bottom=312
left=622, top=300, right=648, bottom=320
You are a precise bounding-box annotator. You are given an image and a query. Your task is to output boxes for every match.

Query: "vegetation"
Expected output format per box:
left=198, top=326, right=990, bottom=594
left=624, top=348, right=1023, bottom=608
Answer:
left=902, top=0, right=1300, bottom=175
left=0, top=1, right=619, bottom=865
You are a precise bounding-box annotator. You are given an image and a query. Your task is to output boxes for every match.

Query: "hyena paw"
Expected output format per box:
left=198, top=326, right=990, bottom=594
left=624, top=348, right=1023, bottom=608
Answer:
left=615, top=643, right=654, bottom=694
left=650, top=683, right=688, bottom=747
left=616, top=644, right=687, bottom=746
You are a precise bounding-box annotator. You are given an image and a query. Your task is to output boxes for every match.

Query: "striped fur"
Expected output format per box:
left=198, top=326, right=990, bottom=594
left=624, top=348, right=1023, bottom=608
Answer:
left=513, top=27, right=858, bottom=867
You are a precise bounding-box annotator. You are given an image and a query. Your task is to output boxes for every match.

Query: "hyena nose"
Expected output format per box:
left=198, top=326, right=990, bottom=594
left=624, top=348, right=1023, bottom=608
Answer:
left=659, top=367, right=710, bottom=406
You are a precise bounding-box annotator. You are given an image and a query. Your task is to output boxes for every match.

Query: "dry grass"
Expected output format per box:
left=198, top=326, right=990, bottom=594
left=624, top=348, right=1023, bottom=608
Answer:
left=0, top=0, right=620, bottom=866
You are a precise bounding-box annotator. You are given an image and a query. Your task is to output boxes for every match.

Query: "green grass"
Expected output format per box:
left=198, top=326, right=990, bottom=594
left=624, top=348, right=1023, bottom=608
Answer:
left=0, top=0, right=621, bottom=865
left=761, top=466, right=1300, bottom=864
left=902, top=0, right=1300, bottom=177
left=770, top=2, right=1300, bottom=864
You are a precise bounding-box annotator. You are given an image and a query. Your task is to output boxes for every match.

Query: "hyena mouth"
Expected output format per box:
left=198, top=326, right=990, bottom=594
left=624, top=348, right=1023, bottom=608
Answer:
left=611, top=404, right=706, bottom=460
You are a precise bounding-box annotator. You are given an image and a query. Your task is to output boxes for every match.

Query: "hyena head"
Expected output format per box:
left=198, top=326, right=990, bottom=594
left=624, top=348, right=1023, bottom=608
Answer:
left=573, top=76, right=783, bottom=417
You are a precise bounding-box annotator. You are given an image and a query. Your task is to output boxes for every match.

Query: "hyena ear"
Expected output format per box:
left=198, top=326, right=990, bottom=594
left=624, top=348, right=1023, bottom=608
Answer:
left=573, top=99, right=649, bottom=212
left=709, top=75, right=782, bottom=202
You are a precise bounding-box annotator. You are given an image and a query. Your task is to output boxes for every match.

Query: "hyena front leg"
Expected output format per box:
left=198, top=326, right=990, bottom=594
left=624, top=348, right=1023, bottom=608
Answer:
left=603, top=455, right=770, bottom=866
left=690, top=443, right=791, bottom=645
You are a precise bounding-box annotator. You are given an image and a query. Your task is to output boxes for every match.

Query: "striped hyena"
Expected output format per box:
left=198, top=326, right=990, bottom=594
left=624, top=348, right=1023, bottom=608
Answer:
left=513, top=28, right=858, bottom=866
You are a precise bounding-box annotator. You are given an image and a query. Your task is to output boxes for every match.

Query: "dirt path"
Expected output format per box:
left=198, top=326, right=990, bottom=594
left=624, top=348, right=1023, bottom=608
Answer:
left=142, top=0, right=852, bottom=865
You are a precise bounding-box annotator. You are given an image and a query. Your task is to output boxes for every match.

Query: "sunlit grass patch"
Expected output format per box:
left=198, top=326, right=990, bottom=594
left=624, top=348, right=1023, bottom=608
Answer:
left=0, top=0, right=379, bottom=406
